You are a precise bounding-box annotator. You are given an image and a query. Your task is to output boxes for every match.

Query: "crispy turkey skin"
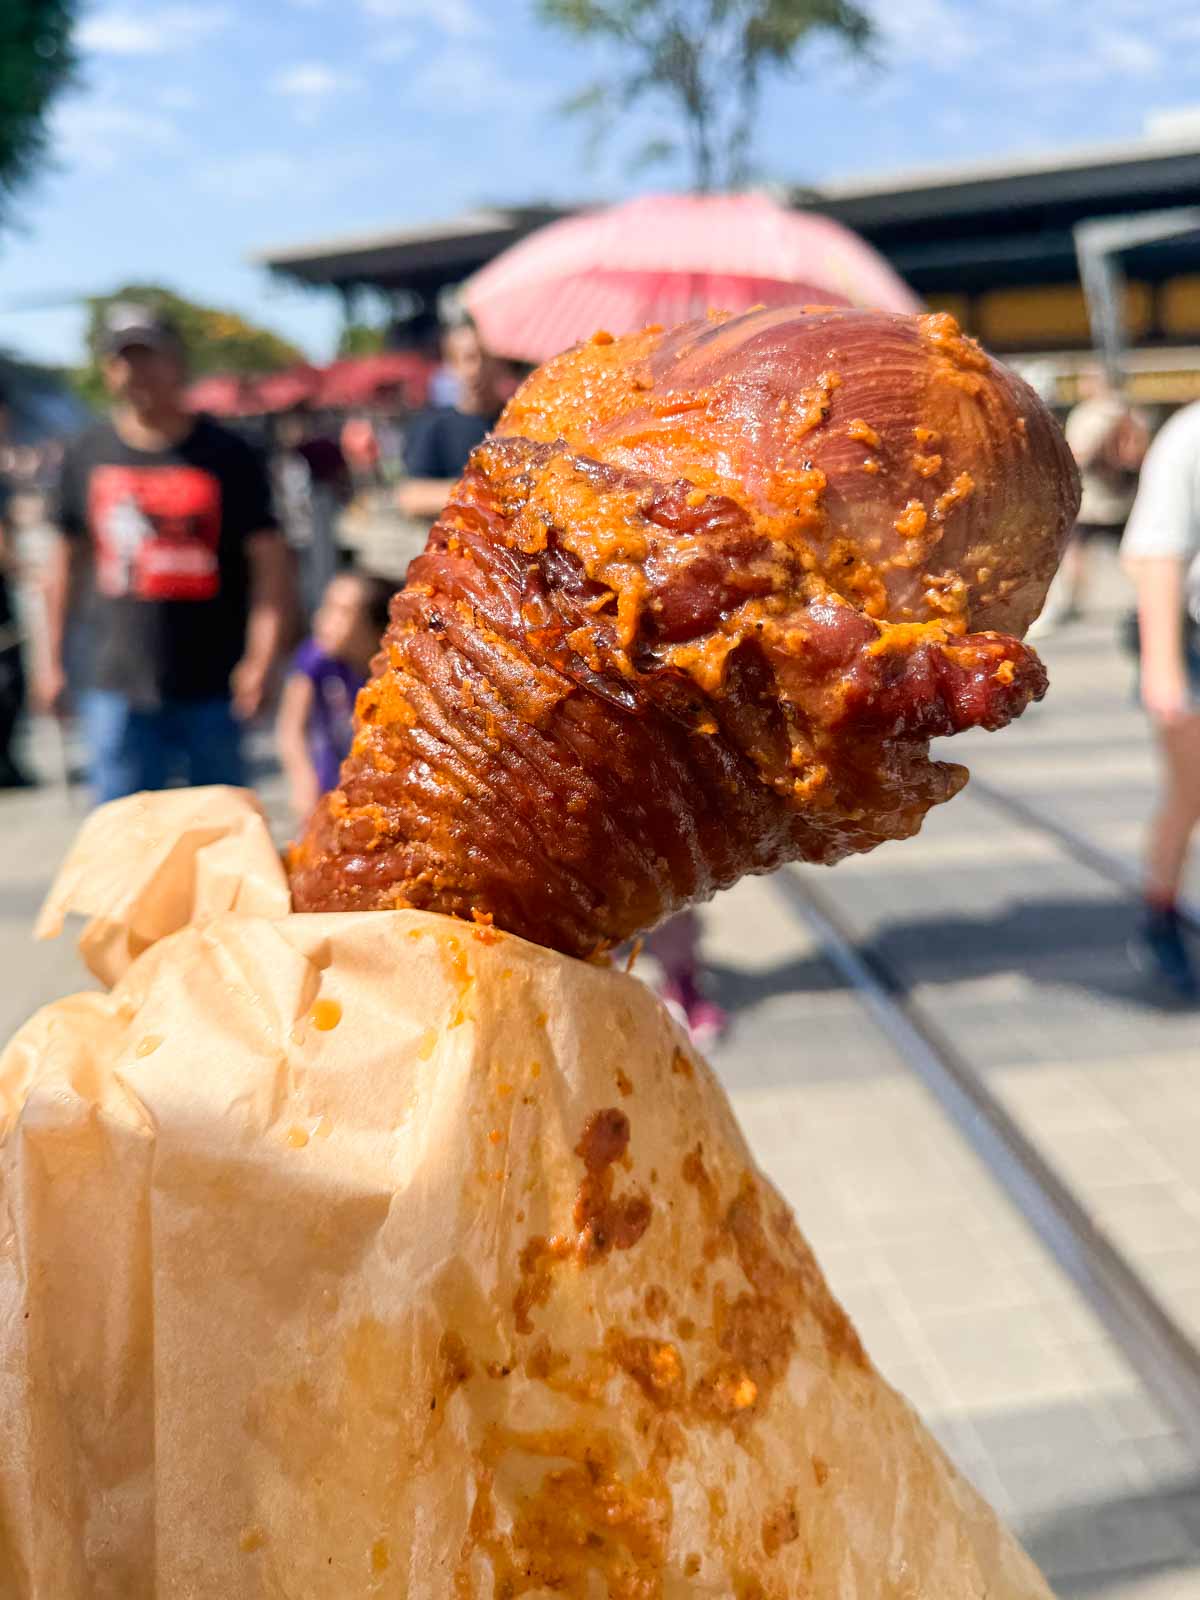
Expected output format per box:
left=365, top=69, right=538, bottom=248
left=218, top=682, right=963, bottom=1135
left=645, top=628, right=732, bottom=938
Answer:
left=290, top=307, right=1080, bottom=955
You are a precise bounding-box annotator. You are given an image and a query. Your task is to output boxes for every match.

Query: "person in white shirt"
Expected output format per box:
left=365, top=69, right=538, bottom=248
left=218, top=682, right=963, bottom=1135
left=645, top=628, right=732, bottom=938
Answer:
left=1120, top=402, right=1200, bottom=998
left=1050, top=370, right=1148, bottom=625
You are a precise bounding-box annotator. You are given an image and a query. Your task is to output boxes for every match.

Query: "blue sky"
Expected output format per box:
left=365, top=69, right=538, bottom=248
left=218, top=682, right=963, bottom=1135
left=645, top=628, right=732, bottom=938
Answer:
left=2, top=0, right=1199, bottom=367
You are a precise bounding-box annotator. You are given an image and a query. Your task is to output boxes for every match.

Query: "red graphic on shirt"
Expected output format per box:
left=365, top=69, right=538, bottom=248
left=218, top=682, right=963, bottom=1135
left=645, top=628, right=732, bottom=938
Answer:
left=88, top=464, right=222, bottom=601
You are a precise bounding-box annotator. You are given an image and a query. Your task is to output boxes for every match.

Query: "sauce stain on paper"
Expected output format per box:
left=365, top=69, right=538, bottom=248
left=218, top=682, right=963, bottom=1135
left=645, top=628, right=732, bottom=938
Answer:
left=310, top=998, right=343, bottom=1031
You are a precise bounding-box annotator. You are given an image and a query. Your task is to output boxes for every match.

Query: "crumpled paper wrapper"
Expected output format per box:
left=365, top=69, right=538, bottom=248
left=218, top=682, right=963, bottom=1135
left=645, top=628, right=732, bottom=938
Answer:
left=0, top=788, right=1052, bottom=1598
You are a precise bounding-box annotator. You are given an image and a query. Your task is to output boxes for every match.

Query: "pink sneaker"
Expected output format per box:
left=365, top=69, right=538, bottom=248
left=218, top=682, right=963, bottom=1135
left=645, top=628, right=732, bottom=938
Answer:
left=661, top=979, right=729, bottom=1049
left=684, top=996, right=729, bottom=1049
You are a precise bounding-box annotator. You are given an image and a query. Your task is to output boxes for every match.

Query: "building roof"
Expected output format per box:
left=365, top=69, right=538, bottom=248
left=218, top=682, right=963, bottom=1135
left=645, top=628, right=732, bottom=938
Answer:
left=804, top=134, right=1200, bottom=294
left=253, top=204, right=578, bottom=292
left=252, top=136, right=1200, bottom=333
left=814, top=130, right=1200, bottom=209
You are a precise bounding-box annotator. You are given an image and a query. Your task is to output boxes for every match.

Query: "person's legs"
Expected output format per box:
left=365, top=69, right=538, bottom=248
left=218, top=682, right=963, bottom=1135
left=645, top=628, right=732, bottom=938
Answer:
left=646, top=910, right=728, bottom=1046
left=0, top=644, right=30, bottom=786
left=175, top=697, right=246, bottom=789
left=1135, top=711, right=1200, bottom=997
left=81, top=690, right=170, bottom=804
left=1146, top=714, right=1200, bottom=902
left=1058, top=529, right=1089, bottom=617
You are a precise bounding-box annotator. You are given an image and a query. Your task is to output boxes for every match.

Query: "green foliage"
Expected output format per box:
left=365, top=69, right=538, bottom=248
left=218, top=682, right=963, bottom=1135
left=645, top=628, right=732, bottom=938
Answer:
left=73, top=283, right=307, bottom=403
left=337, top=322, right=389, bottom=358
left=0, top=0, right=79, bottom=224
left=67, top=362, right=107, bottom=413
left=538, top=0, right=873, bottom=190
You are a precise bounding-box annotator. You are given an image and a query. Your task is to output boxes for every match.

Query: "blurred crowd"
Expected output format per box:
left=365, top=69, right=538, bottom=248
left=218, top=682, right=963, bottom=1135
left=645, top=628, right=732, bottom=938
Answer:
left=0, top=305, right=1197, bottom=1021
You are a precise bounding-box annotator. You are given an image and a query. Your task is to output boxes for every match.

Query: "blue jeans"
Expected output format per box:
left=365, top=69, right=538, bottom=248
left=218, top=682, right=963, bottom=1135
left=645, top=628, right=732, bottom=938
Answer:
left=82, top=691, right=245, bottom=805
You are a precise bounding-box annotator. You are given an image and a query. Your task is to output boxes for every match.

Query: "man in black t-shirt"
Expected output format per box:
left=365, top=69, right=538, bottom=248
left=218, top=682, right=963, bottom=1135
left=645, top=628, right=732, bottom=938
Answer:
left=40, top=304, right=291, bottom=802
left=397, top=321, right=504, bottom=521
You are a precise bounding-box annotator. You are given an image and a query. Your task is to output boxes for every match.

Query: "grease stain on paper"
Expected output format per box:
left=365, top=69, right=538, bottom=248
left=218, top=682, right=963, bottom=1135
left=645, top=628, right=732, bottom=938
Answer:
left=311, top=998, right=343, bottom=1031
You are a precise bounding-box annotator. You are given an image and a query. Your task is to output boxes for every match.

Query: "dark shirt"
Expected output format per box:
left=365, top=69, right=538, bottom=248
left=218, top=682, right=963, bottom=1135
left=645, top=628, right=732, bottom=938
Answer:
left=57, top=415, right=278, bottom=707
left=404, top=406, right=500, bottom=482
left=0, top=477, right=13, bottom=633
left=296, top=436, right=348, bottom=489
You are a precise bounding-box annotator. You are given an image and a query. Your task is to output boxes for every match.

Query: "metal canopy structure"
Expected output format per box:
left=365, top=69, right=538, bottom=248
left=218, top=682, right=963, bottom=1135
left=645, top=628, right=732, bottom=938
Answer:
left=252, top=205, right=576, bottom=334
left=1075, top=208, right=1200, bottom=387
left=807, top=135, right=1200, bottom=294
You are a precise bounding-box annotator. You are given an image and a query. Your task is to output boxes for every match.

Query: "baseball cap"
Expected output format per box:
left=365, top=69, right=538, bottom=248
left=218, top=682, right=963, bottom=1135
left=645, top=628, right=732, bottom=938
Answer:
left=100, top=302, right=183, bottom=357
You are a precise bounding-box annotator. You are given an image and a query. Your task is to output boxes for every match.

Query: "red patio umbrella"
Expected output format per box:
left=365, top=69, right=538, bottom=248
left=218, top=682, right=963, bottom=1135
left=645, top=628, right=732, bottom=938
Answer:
left=463, top=191, right=921, bottom=364
left=251, top=363, right=323, bottom=413
left=319, top=352, right=432, bottom=409
left=186, top=374, right=251, bottom=416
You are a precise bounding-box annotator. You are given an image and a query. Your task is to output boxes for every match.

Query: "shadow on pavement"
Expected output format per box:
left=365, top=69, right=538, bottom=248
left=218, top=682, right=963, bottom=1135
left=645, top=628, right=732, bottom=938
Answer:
left=707, top=891, right=1193, bottom=1019
left=866, top=894, right=1197, bottom=1016
left=706, top=953, right=840, bottom=1012
left=0, top=881, right=57, bottom=921
left=1025, top=1476, right=1200, bottom=1596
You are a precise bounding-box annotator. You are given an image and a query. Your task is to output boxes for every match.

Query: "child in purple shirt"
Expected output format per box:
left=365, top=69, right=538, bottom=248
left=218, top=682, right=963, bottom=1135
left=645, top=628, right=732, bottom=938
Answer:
left=277, top=570, right=393, bottom=823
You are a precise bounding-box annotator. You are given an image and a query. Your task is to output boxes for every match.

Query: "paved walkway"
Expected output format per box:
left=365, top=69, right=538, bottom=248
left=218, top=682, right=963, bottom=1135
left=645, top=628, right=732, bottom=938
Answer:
left=2, top=544, right=1198, bottom=1596
left=716, top=547, right=1200, bottom=1597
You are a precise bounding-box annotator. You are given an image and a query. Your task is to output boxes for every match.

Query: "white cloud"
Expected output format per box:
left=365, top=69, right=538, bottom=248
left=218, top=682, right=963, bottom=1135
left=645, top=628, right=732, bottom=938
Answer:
left=198, top=147, right=375, bottom=202
left=1093, top=27, right=1160, bottom=75
left=1010, top=23, right=1162, bottom=88
left=866, top=0, right=982, bottom=67
left=359, top=0, right=488, bottom=38
left=270, top=63, right=362, bottom=124
left=155, top=85, right=199, bottom=112
left=1145, top=105, right=1200, bottom=142
left=272, top=63, right=359, bottom=99
left=77, top=4, right=230, bottom=57
left=77, top=13, right=156, bottom=53
left=52, top=98, right=177, bottom=170
left=368, top=34, right=417, bottom=63
left=411, top=47, right=539, bottom=113
left=200, top=151, right=307, bottom=202
left=865, top=0, right=1167, bottom=91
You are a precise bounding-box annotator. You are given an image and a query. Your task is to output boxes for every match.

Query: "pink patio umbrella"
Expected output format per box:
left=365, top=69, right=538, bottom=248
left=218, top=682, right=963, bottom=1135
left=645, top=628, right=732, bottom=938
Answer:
left=185, top=373, right=251, bottom=416
left=319, top=351, right=433, bottom=409
left=251, top=363, right=324, bottom=414
left=463, top=191, right=921, bottom=365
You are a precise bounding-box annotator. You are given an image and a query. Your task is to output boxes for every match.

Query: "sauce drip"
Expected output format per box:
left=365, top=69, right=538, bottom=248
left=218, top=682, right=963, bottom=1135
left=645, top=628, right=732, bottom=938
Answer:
left=310, top=998, right=342, bottom=1031
left=514, top=1109, right=652, bottom=1333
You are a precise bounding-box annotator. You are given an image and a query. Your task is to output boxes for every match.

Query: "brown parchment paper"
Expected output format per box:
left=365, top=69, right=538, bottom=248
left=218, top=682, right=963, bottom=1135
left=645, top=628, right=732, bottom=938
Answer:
left=0, top=789, right=1052, bottom=1598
